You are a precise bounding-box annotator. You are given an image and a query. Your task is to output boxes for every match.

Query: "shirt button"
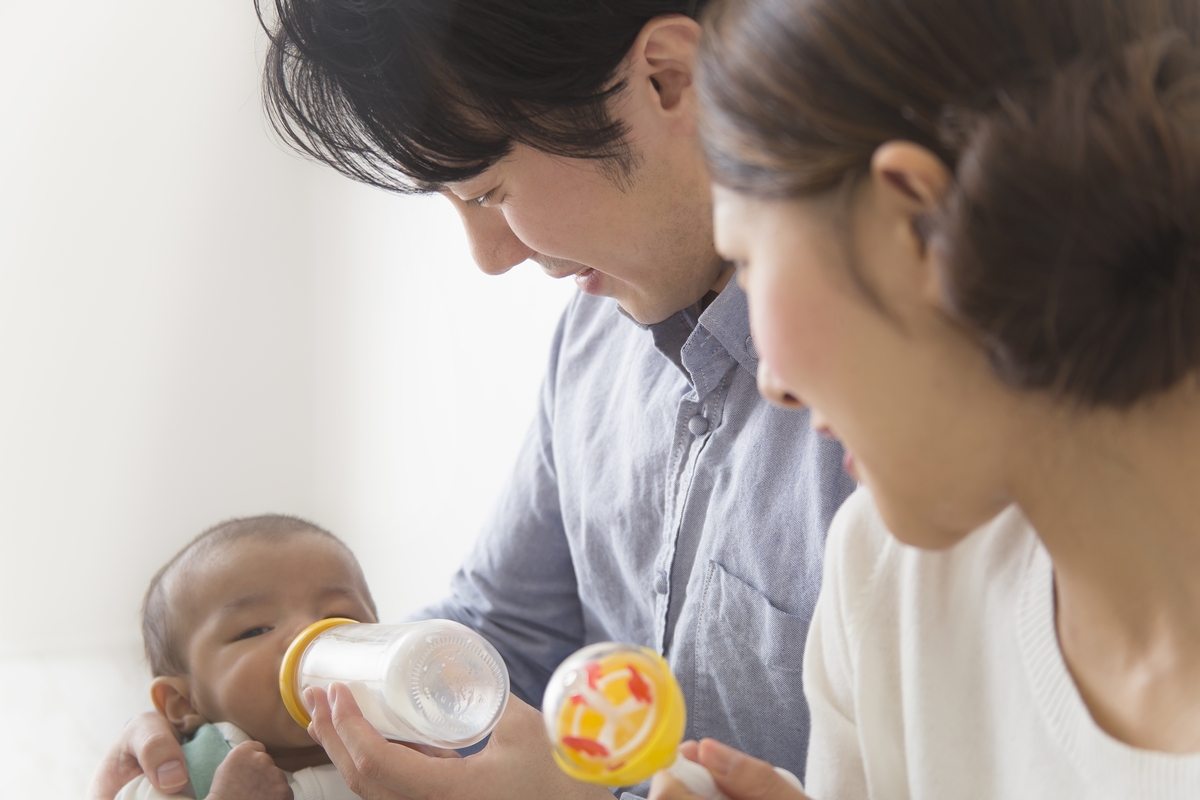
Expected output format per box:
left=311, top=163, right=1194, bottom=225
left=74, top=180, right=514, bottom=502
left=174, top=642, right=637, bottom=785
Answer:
left=654, top=570, right=669, bottom=595
left=688, top=414, right=709, bottom=436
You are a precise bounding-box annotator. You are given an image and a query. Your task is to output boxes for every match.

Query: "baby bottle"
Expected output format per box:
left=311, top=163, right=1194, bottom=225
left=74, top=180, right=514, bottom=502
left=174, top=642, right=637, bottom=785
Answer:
left=542, top=642, right=803, bottom=799
left=280, top=618, right=510, bottom=749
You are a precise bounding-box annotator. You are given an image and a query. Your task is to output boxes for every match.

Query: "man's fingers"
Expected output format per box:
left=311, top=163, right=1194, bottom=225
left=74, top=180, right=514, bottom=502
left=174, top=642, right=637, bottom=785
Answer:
left=698, top=739, right=810, bottom=800
left=677, top=740, right=701, bottom=762
left=329, top=682, right=462, bottom=799
left=126, top=712, right=188, bottom=793
left=308, top=685, right=411, bottom=800
left=87, top=747, right=147, bottom=800
left=400, top=741, right=463, bottom=760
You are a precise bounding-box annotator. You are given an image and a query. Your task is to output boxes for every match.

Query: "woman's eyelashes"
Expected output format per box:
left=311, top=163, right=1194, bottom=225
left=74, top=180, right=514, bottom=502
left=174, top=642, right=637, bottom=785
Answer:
left=233, top=626, right=272, bottom=641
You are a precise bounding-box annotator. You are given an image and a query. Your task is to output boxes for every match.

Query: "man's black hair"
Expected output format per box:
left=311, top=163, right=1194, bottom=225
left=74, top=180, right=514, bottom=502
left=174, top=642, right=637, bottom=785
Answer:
left=256, top=0, right=711, bottom=193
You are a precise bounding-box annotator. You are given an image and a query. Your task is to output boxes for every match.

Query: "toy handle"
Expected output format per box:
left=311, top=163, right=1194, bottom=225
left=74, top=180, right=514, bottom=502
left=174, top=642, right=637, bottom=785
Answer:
left=665, top=754, right=806, bottom=799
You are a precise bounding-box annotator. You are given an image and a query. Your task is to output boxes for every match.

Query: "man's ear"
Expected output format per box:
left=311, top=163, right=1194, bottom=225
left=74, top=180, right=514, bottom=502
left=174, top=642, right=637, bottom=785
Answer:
left=870, top=141, right=953, bottom=305
left=150, top=676, right=206, bottom=736
left=626, top=15, right=702, bottom=133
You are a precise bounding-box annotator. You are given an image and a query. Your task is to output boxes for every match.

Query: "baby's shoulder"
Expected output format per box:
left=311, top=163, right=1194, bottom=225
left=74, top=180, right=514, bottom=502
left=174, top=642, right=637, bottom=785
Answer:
left=113, top=775, right=166, bottom=800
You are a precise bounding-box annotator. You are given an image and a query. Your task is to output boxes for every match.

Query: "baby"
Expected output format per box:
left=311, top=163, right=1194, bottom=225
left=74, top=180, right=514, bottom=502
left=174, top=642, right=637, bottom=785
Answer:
left=116, top=514, right=377, bottom=800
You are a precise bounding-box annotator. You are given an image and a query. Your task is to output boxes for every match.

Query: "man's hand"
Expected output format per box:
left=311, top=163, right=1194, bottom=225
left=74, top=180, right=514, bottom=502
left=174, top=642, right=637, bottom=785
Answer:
left=305, top=683, right=614, bottom=800
left=207, top=741, right=293, bottom=800
left=87, top=712, right=188, bottom=800
left=648, top=739, right=812, bottom=800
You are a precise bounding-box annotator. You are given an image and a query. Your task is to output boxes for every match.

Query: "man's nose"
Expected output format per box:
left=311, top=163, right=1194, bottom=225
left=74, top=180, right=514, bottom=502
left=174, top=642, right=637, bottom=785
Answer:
left=445, top=197, right=535, bottom=275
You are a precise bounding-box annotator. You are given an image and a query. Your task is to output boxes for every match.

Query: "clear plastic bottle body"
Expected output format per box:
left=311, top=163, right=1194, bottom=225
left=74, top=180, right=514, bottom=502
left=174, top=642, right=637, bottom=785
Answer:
left=293, top=620, right=509, bottom=749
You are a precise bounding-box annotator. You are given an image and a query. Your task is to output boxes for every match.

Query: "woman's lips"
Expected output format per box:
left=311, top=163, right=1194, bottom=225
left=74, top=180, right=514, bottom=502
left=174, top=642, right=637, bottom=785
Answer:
left=814, top=424, right=859, bottom=480
left=574, top=267, right=603, bottom=295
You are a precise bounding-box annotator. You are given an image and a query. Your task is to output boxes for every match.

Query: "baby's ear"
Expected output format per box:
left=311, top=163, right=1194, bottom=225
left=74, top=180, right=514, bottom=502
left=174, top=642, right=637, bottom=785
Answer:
left=150, top=676, right=206, bottom=736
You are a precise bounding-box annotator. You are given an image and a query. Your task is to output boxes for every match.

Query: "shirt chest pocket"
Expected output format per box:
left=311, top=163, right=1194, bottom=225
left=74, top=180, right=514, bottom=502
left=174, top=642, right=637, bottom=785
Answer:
left=691, top=560, right=815, bottom=779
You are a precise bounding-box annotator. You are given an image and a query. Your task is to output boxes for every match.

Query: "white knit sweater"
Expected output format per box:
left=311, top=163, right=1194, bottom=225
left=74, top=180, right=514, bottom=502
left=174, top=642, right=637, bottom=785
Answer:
left=803, top=487, right=1200, bottom=800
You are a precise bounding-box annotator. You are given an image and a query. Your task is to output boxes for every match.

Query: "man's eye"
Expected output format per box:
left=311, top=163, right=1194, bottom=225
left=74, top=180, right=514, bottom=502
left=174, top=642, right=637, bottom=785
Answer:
left=234, top=626, right=271, bottom=641
left=466, top=189, right=495, bottom=208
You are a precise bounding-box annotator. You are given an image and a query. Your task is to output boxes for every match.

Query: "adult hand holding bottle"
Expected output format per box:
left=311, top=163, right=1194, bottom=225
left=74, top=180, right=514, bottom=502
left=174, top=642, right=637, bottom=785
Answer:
left=304, top=684, right=615, bottom=800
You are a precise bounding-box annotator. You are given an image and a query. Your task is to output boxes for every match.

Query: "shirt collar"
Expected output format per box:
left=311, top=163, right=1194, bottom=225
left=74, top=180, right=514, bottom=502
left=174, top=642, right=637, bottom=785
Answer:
left=697, top=279, right=759, bottom=379
left=618, top=280, right=759, bottom=381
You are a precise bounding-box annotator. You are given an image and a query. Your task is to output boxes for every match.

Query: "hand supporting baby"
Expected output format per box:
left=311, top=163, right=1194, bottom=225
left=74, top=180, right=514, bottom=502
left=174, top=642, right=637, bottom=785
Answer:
left=206, top=741, right=293, bottom=800
left=648, top=740, right=812, bottom=800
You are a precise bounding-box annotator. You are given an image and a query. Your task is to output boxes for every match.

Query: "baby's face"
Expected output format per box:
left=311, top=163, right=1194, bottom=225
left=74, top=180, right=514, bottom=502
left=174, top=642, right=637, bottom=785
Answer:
left=180, top=533, right=377, bottom=752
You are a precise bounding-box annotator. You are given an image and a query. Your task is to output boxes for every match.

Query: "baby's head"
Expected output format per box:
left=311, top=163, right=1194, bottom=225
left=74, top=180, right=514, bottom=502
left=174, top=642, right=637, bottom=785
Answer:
left=143, top=515, right=377, bottom=757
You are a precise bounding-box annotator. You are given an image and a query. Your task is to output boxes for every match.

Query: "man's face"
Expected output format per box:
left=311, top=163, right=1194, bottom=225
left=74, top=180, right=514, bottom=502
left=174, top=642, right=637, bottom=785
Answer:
left=179, top=534, right=377, bottom=754
left=442, top=110, right=725, bottom=325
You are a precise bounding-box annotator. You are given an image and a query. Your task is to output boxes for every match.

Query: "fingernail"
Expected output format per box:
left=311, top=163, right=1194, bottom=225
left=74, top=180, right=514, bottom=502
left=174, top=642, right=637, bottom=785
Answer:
left=704, top=741, right=740, bottom=776
left=157, top=760, right=187, bottom=790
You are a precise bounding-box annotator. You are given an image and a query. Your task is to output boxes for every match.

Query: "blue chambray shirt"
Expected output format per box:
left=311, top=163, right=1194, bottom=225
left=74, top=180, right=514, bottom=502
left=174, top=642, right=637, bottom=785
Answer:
left=411, top=281, right=856, bottom=797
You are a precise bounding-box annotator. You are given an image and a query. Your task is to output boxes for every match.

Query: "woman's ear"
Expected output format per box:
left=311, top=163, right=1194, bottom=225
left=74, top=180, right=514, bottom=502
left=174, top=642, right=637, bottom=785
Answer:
left=150, top=676, right=206, bottom=736
left=870, top=141, right=953, bottom=305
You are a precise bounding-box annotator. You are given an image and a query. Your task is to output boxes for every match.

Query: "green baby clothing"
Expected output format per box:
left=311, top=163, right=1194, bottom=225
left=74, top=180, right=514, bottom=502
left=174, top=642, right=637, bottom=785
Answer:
left=181, top=723, right=233, bottom=799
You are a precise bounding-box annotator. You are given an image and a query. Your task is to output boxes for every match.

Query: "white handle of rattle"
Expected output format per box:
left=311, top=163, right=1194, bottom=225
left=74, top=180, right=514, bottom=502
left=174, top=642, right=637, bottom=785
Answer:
left=774, top=766, right=805, bottom=793
left=665, top=755, right=806, bottom=799
left=665, top=755, right=728, bottom=800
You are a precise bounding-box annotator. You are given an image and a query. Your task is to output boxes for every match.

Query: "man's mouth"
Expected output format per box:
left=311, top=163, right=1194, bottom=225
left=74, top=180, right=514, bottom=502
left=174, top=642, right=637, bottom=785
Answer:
left=574, top=267, right=603, bottom=295
left=531, top=255, right=605, bottom=295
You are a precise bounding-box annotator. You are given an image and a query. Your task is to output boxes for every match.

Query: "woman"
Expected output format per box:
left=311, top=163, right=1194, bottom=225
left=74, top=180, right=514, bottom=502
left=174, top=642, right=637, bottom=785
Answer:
left=652, top=0, right=1200, bottom=798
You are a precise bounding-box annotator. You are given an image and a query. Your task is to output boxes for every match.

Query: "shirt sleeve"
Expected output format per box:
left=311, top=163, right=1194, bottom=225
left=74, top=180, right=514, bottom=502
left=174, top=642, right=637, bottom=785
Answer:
left=802, top=488, right=875, bottom=800
left=405, top=304, right=585, bottom=707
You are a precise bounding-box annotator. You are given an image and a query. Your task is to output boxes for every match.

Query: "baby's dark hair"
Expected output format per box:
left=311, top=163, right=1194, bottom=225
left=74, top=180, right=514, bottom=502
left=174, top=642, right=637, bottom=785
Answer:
left=141, top=514, right=374, bottom=677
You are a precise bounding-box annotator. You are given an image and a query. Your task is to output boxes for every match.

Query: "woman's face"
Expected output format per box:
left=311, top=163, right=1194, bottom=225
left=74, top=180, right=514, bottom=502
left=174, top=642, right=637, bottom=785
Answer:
left=711, top=159, right=1016, bottom=548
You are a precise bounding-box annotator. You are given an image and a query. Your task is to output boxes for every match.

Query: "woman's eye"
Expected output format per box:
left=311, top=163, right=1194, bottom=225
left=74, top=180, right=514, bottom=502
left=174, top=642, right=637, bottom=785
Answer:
left=234, top=626, right=271, bottom=641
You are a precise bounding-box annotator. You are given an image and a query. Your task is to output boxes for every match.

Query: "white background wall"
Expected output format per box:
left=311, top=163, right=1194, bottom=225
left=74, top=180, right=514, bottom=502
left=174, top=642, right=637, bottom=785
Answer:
left=0, top=3, right=574, bottom=796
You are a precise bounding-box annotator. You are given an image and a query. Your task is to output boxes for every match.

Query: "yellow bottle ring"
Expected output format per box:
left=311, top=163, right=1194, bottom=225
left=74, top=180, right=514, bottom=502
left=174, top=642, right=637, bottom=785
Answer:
left=279, top=617, right=359, bottom=729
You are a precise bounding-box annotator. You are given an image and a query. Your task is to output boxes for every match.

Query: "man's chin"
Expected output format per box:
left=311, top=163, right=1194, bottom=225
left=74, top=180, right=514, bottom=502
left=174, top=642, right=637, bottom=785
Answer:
left=614, top=299, right=677, bottom=327
left=533, top=255, right=584, bottom=279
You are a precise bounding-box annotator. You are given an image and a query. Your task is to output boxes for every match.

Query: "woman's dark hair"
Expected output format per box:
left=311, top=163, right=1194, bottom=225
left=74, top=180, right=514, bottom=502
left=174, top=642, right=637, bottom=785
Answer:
left=698, top=0, right=1200, bottom=408
left=256, top=0, right=708, bottom=192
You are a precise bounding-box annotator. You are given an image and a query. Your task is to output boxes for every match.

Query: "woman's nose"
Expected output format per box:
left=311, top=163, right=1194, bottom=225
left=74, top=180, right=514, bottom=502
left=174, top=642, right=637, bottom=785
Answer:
left=757, top=361, right=806, bottom=409
left=445, top=197, right=535, bottom=275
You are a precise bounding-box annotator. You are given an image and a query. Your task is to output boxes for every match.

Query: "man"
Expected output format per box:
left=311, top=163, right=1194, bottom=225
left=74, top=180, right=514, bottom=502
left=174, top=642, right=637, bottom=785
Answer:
left=89, top=2, right=854, bottom=799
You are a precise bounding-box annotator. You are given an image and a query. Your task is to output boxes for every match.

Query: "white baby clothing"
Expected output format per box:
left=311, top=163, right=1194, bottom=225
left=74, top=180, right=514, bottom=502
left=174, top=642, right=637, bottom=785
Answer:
left=114, top=721, right=357, bottom=800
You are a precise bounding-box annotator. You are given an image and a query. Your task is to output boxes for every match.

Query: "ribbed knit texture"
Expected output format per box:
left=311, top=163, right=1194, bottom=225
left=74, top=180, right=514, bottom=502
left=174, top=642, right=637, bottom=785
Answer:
left=803, top=487, right=1200, bottom=800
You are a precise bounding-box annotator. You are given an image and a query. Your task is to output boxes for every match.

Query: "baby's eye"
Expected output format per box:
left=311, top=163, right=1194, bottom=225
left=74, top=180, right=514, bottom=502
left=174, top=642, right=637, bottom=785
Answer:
left=234, top=626, right=271, bottom=641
